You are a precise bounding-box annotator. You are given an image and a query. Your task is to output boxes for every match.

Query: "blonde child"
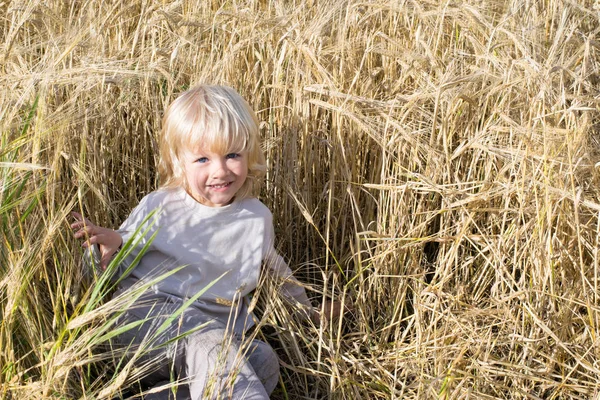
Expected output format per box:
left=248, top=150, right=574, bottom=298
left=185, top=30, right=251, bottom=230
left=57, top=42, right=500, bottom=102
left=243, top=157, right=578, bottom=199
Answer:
left=72, top=85, right=320, bottom=399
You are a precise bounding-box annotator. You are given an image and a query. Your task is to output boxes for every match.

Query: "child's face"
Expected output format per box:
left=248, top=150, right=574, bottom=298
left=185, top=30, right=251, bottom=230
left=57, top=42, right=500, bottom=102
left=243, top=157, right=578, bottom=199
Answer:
left=183, top=148, right=248, bottom=207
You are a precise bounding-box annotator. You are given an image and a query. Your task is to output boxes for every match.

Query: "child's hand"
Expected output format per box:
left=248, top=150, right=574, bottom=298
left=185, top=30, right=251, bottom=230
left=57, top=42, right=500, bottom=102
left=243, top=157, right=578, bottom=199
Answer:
left=71, top=212, right=122, bottom=270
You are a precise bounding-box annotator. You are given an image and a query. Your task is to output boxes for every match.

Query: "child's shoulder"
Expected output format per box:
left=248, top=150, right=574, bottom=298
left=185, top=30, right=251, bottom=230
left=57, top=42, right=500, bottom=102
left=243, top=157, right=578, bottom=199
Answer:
left=127, top=188, right=185, bottom=219
left=137, top=187, right=179, bottom=206
left=237, top=197, right=273, bottom=218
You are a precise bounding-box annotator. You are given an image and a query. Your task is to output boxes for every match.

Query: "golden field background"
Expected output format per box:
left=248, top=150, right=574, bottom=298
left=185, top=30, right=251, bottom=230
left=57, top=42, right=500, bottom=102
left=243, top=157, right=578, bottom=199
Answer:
left=1, top=0, right=600, bottom=398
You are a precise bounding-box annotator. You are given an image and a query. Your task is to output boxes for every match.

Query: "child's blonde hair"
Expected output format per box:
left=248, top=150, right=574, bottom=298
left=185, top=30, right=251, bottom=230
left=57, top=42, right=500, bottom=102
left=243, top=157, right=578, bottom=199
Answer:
left=158, top=85, right=266, bottom=200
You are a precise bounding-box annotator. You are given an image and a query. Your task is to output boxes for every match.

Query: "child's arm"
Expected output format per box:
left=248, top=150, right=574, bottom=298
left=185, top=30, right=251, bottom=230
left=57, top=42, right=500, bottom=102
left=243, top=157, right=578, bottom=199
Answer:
left=71, top=212, right=122, bottom=270
left=265, top=250, right=312, bottom=306
left=265, top=250, right=351, bottom=325
left=71, top=195, right=158, bottom=279
left=265, top=254, right=349, bottom=324
left=264, top=250, right=318, bottom=321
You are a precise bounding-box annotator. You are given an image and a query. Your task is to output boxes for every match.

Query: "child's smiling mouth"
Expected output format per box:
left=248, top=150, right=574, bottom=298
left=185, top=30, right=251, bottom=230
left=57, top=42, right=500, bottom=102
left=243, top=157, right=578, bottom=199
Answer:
left=209, top=182, right=232, bottom=189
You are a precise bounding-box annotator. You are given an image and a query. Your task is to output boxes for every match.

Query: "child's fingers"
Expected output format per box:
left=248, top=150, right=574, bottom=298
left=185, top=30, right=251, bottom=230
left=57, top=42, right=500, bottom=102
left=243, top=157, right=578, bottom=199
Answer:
left=71, top=212, right=94, bottom=226
left=71, top=211, right=85, bottom=222
left=81, top=233, right=106, bottom=247
left=74, top=225, right=97, bottom=239
left=70, top=220, right=92, bottom=230
left=73, top=228, right=86, bottom=239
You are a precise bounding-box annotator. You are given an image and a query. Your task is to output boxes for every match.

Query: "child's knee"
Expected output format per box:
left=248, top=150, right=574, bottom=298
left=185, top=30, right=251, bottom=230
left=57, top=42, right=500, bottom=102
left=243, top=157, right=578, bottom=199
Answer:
left=247, top=340, right=280, bottom=394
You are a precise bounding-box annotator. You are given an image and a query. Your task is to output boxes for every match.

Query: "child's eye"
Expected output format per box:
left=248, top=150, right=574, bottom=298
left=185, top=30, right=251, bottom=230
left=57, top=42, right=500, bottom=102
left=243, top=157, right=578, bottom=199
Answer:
left=195, top=157, right=208, bottom=163
left=225, top=153, right=240, bottom=159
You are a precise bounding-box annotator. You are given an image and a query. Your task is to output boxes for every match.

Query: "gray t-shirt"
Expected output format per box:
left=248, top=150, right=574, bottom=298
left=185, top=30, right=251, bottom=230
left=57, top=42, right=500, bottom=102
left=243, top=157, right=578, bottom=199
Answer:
left=100, top=187, right=310, bottom=333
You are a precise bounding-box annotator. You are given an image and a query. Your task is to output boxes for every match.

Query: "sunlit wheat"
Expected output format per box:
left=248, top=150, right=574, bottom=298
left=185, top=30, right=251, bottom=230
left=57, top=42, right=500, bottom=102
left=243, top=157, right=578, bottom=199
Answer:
left=1, top=0, right=599, bottom=398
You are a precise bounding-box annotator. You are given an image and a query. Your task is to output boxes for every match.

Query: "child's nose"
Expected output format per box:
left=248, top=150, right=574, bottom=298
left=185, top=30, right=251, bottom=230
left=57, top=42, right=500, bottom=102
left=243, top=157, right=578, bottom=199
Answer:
left=211, top=159, right=228, bottom=177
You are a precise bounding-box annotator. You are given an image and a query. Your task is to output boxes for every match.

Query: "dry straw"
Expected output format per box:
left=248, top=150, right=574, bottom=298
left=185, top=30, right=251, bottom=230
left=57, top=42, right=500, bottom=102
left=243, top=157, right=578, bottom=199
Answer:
left=1, top=0, right=600, bottom=398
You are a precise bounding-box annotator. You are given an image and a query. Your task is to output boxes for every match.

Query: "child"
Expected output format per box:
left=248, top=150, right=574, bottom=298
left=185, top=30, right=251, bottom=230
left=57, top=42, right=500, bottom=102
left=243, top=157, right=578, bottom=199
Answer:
left=71, top=85, right=319, bottom=399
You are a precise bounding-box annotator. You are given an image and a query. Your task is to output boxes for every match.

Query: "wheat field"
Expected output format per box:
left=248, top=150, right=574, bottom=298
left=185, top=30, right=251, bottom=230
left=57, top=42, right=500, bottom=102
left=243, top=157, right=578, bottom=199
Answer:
left=1, top=0, right=600, bottom=398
